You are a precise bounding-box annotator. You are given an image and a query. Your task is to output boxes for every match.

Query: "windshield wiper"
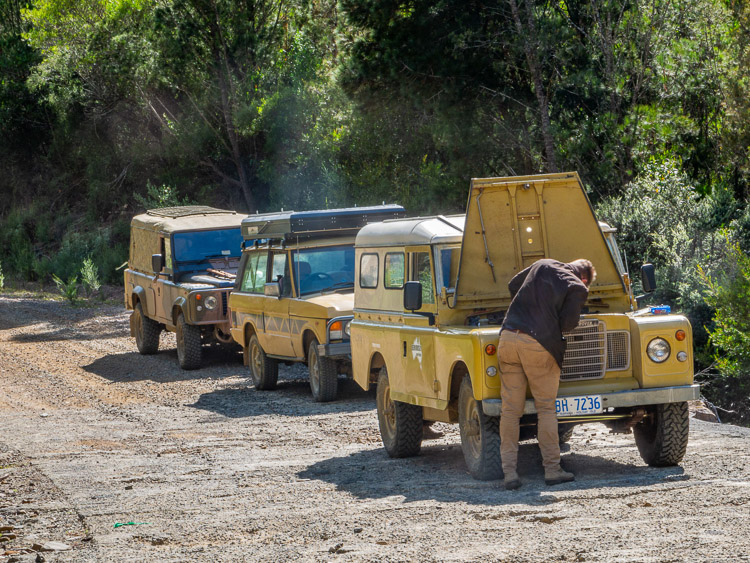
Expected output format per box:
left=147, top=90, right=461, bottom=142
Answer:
left=320, top=281, right=355, bottom=294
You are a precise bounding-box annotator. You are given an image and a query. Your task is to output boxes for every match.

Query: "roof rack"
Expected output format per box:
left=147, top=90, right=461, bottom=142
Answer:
left=241, top=205, right=406, bottom=241
left=146, top=206, right=237, bottom=219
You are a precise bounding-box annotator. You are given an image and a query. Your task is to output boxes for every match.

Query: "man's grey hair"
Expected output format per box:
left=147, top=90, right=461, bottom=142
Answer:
left=569, top=259, right=597, bottom=286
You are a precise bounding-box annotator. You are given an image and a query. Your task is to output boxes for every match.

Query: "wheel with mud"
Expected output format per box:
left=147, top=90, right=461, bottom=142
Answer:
left=458, top=375, right=502, bottom=480
left=176, top=313, right=202, bottom=370
left=133, top=302, right=160, bottom=355
left=308, top=339, right=338, bottom=402
left=376, top=367, right=423, bottom=458
left=247, top=334, right=278, bottom=390
left=634, top=402, right=689, bottom=466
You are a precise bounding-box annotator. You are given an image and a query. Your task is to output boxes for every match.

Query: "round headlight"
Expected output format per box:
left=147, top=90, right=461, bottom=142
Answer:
left=677, top=351, right=688, bottom=362
left=344, top=322, right=351, bottom=337
left=647, top=338, right=671, bottom=363
left=486, top=366, right=498, bottom=377
left=205, top=295, right=218, bottom=310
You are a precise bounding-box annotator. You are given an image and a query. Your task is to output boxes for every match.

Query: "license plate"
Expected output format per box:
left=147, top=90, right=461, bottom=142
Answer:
left=556, top=395, right=603, bottom=416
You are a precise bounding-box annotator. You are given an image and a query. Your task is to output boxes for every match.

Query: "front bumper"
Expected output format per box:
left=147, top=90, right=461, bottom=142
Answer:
left=317, top=341, right=351, bottom=359
left=481, top=384, right=700, bottom=417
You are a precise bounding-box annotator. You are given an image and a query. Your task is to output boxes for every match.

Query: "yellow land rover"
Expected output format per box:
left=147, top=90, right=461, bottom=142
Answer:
left=351, top=172, right=699, bottom=480
left=228, top=205, right=405, bottom=402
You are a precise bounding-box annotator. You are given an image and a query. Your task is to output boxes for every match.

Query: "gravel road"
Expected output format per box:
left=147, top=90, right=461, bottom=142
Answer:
left=0, top=292, right=749, bottom=562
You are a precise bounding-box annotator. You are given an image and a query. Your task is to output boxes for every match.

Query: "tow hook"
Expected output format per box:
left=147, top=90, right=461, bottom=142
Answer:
left=609, top=408, right=647, bottom=434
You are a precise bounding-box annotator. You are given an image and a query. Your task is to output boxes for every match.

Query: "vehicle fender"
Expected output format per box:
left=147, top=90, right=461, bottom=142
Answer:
left=172, top=296, right=189, bottom=324
left=358, top=351, right=385, bottom=391
left=448, top=360, right=470, bottom=403
left=130, top=286, right=147, bottom=313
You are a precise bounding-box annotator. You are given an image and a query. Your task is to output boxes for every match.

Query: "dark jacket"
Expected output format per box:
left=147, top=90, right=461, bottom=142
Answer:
left=501, top=259, right=589, bottom=367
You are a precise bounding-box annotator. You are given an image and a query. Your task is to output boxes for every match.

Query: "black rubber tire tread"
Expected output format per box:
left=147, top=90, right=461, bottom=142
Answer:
left=634, top=402, right=689, bottom=467
left=176, top=313, right=202, bottom=370
left=308, top=339, right=338, bottom=402
left=376, top=367, right=423, bottom=458
left=247, top=334, right=278, bottom=390
left=558, top=423, right=575, bottom=444
left=458, top=375, right=502, bottom=480
left=133, top=302, right=160, bottom=355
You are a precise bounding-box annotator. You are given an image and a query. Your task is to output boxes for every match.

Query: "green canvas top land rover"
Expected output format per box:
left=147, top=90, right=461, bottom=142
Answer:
left=124, top=206, right=243, bottom=369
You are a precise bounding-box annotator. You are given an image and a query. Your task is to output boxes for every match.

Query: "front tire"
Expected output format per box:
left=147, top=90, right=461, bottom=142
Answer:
left=376, top=367, right=423, bottom=458
left=308, top=339, right=338, bottom=402
left=133, top=302, right=161, bottom=355
left=634, top=402, right=689, bottom=466
left=247, top=334, right=278, bottom=390
left=176, top=313, right=202, bottom=370
left=458, top=375, right=502, bottom=480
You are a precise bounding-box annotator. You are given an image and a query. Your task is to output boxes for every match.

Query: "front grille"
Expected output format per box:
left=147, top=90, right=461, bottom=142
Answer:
left=221, top=292, right=228, bottom=316
left=606, top=331, right=630, bottom=371
left=561, top=320, right=606, bottom=381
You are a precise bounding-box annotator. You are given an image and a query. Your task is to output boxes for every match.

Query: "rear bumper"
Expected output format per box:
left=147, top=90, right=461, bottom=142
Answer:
left=481, top=384, right=700, bottom=417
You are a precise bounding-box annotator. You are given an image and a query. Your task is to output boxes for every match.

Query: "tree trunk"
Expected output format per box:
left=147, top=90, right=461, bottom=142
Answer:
left=508, top=0, right=558, bottom=172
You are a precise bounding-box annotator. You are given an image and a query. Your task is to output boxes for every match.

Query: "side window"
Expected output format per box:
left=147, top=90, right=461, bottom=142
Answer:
left=164, top=238, right=173, bottom=271
left=411, top=251, right=435, bottom=305
left=240, top=251, right=268, bottom=293
left=360, top=253, right=379, bottom=289
left=384, top=252, right=405, bottom=289
left=271, top=252, right=291, bottom=296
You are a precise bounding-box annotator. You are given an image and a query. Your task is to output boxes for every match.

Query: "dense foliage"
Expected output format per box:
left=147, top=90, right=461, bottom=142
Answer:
left=1, top=0, right=749, bottom=420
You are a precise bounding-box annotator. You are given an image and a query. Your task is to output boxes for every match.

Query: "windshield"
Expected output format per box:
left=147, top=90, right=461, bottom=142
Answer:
left=293, top=244, right=355, bottom=296
left=173, top=228, right=243, bottom=263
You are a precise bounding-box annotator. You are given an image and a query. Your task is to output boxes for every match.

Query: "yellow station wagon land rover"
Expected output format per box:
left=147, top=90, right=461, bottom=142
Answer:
left=351, top=173, right=699, bottom=480
left=229, top=205, right=405, bottom=402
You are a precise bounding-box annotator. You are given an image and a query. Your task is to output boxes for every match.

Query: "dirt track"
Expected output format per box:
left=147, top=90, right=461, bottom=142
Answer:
left=0, top=293, right=749, bottom=562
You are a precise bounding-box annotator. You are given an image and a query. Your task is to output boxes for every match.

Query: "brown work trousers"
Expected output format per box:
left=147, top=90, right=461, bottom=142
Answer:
left=498, top=330, right=561, bottom=474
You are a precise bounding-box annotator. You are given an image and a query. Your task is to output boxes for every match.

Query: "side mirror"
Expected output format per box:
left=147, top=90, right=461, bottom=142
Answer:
left=641, top=263, right=656, bottom=293
left=151, top=254, right=165, bottom=273
left=264, top=281, right=280, bottom=297
left=403, top=281, right=422, bottom=311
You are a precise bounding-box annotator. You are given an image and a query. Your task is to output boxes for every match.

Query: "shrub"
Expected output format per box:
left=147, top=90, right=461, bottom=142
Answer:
left=80, top=256, right=101, bottom=297
left=134, top=181, right=192, bottom=209
left=52, top=273, right=79, bottom=305
left=700, top=239, right=750, bottom=425
left=596, top=159, right=739, bottom=357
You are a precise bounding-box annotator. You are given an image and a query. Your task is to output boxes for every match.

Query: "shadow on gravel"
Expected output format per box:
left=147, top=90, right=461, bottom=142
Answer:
left=0, top=296, right=123, bottom=333
left=82, top=348, right=243, bottom=383
left=187, top=377, right=374, bottom=418
left=11, top=325, right=124, bottom=342
left=298, top=444, right=686, bottom=506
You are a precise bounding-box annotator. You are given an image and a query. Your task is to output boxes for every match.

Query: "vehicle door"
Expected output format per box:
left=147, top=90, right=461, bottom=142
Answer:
left=261, top=251, right=295, bottom=357
left=154, top=234, right=173, bottom=323
left=399, top=246, right=438, bottom=399
left=233, top=249, right=270, bottom=346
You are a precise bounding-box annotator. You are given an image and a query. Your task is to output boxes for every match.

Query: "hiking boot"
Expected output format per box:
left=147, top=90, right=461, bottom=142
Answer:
left=544, top=466, right=575, bottom=486
left=504, top=471, right=521, bottom=490
left=422, top=423, right=444, bottom=440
